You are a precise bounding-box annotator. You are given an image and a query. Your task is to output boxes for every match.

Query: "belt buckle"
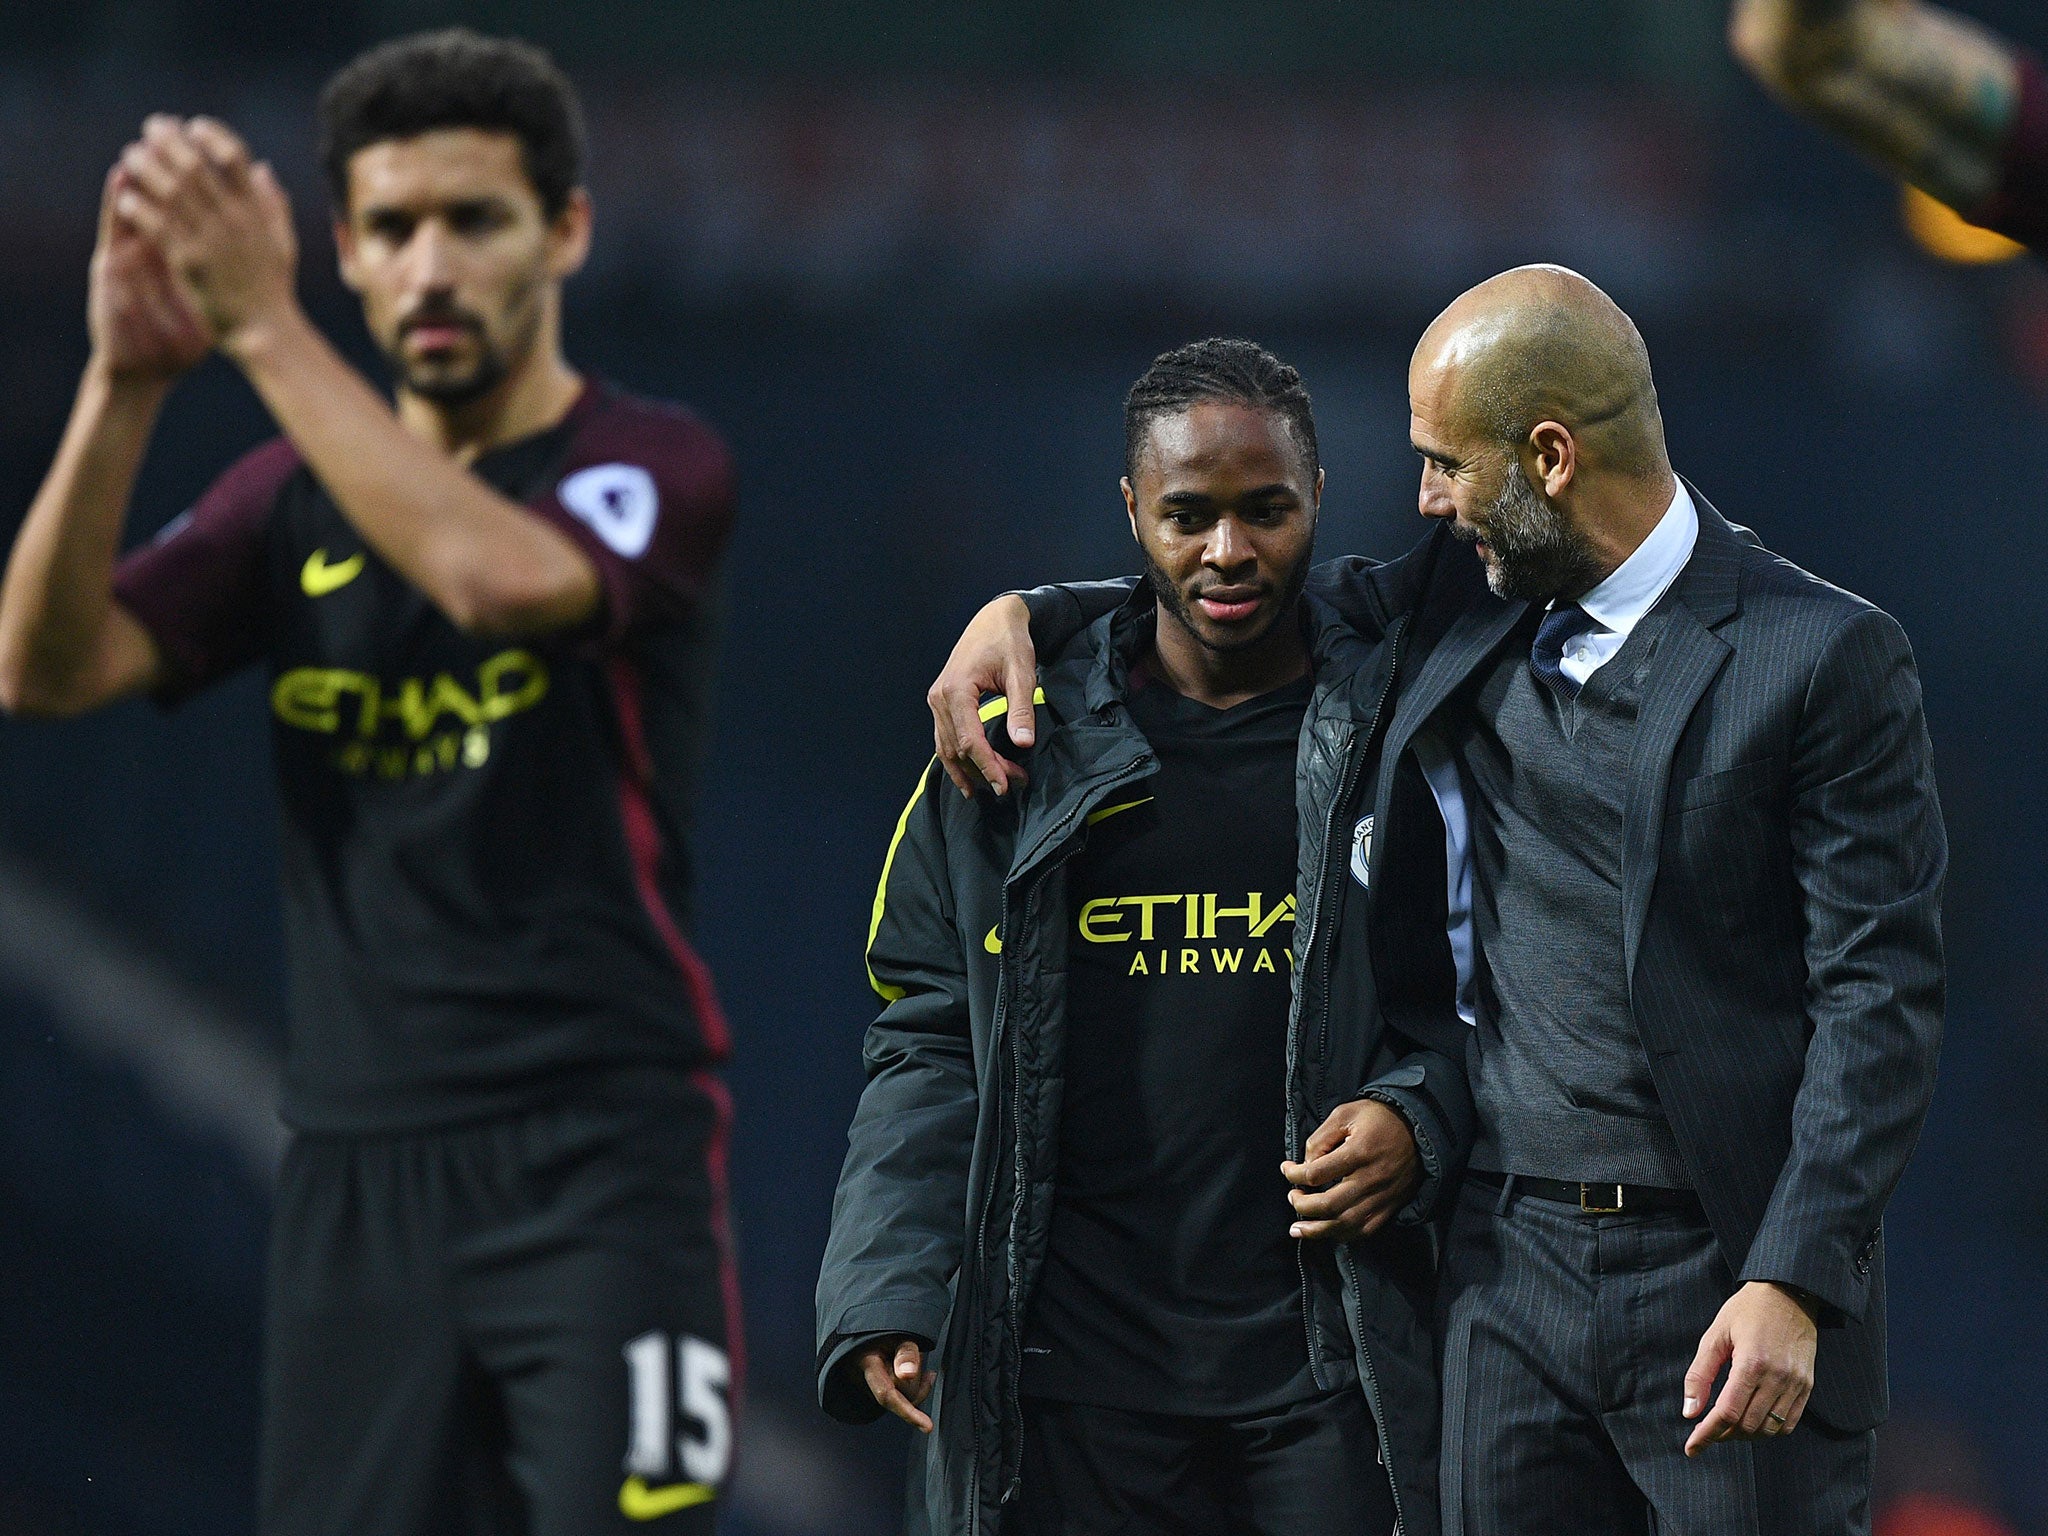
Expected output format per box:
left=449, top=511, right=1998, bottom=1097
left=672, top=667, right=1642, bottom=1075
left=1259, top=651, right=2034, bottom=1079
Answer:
left=1579, top=1182, right=1625, bottom=1214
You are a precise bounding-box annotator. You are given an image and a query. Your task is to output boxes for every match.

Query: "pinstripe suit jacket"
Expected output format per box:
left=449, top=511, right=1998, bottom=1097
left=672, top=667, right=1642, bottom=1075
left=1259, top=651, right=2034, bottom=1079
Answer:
left=1372, top=488, right=1945, bottom=1433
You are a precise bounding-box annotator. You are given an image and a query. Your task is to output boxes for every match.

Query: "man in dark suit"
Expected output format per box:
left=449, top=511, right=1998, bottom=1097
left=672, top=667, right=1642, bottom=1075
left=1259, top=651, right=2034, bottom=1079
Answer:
left=1392, top=264, right=1945, bottom=1534
left=926, top=265, right=1945, bottom=1534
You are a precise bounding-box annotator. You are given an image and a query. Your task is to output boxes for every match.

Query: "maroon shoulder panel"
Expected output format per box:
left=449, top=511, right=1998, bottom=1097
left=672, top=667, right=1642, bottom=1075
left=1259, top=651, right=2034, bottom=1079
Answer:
left=112, top=436, right=302, bottom=703
left=531, top=387, right=739, bottom=648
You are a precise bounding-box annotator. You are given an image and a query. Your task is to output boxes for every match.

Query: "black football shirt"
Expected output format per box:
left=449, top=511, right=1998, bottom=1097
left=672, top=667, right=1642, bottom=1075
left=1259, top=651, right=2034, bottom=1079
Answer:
left=112, top=381, right=737, bottom=1132
left=1021, top=669, right=1316, bottom=1416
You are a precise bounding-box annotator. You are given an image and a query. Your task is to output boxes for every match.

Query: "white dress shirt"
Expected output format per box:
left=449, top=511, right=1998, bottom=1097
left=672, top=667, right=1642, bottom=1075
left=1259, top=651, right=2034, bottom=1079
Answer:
left=1412, top=735, right=1476, bottom=1025
left=1556, top=479, right=1698, bottom=687
left=1411, top=478, right=1698, bottom=1028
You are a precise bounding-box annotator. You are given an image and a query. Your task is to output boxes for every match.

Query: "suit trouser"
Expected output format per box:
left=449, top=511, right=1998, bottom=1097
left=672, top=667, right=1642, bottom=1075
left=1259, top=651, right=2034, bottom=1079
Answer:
left=1439, top=1178, right=1873, bottom=1536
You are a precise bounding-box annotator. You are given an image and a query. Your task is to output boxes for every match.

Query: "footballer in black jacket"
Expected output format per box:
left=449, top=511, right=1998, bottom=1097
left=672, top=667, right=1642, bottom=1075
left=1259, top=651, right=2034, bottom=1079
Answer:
left=819, top=340, right=1477, bottom=1536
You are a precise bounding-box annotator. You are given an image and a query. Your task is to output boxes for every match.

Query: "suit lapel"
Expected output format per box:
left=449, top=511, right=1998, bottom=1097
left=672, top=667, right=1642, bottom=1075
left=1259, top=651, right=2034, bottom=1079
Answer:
left=1620, top=492, right=1743, bottom=984
left=1374, top=486, right=1747, bottom=985
left=1382, top=591, right=1525, bottom=766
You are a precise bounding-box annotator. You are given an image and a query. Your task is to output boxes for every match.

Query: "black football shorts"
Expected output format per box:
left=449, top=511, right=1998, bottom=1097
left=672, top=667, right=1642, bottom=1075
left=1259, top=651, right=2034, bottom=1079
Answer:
left=258, top=1081, right=741, bottom=1536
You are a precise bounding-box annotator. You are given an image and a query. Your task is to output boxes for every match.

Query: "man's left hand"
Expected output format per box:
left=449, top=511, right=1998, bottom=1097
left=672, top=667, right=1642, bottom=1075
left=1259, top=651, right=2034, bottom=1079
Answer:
left=1281, top=1098, right=1422, bottom=1241
left=1682, top=1280, right=1818, bottom=1455
left=114, top=115, right=299, bottom=357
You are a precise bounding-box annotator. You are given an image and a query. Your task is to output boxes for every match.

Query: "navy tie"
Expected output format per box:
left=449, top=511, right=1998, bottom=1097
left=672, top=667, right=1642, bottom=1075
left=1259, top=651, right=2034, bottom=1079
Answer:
left=1530, top=603, right=1598, bottom=701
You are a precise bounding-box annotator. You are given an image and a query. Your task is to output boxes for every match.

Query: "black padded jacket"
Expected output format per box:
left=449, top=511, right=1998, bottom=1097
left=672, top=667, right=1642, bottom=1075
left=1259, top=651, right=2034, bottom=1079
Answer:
left=816, top=526, right=1481, bottom=1536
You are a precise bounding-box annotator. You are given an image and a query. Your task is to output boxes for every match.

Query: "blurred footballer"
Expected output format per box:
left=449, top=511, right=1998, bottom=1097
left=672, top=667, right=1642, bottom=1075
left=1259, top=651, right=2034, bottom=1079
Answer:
left=0, top=30, right=741, bottom=1536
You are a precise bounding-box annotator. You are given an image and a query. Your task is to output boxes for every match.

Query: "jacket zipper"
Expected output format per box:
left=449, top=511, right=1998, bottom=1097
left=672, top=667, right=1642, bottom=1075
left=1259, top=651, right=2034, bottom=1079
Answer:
left=1309, top=614, right=1406, bottom=1098
left=965, top=877, right=1011, bottom=1535
left=1286, top=619, right=1406, bottom=1266
left=1337, top=1243, right=1410, bottom=1536
left=1286, top=614, right=1409, bottom=1530
left=1283, top=717, right=1356, bottom=1392
left=972, top=753, right=1155, bottom=1523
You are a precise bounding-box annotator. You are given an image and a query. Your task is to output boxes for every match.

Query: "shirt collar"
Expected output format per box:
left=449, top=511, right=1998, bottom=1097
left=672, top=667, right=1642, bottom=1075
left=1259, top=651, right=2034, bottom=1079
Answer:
left=1574, top=478, right=1698, bottom=637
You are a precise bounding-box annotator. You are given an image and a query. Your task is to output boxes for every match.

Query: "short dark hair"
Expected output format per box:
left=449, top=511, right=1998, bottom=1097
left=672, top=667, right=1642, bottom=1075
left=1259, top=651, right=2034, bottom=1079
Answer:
left=318, top=29, right=586, bottom=219
left=1122, top=337, right=1320, bottom=484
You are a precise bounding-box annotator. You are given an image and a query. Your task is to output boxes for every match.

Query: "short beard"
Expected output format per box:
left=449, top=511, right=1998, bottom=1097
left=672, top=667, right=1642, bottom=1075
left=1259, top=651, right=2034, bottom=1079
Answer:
left=394, top=343, right=510, bottom=407
left=1140, top=536, right=1314, bottom=656
left=1471, top=460, right=1604, bottom=602
left=383, top=278, right=541, bottom=409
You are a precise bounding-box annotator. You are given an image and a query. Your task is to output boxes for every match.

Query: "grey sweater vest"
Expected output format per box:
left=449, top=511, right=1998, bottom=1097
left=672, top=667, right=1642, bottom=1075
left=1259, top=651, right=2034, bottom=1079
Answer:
left=1461, top=609, right=1693, bottom=1188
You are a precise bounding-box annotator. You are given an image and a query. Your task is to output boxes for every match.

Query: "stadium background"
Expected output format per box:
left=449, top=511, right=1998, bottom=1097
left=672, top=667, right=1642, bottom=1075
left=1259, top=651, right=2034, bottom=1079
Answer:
left=1, top=1, right=2044, bottom=1531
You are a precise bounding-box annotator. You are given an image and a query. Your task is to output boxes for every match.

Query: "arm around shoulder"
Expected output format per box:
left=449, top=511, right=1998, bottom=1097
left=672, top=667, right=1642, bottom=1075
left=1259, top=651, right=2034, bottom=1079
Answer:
left=1015, top=577, right=1137, bottom=652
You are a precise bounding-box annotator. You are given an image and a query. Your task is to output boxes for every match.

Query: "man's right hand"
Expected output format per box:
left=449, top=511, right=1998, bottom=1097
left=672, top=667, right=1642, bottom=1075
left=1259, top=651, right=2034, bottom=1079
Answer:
left=1283, top=1098, right=1423, bottom=1241
left=929, top=593, right=1038, bottom=800
left=87, top=162, right=211, bottom=386
left=856, top=1335, right=937, bottom=1433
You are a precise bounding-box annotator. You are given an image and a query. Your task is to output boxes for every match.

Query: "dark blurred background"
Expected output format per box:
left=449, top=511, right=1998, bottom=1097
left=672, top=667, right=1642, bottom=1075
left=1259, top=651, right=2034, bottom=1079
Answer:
left=2, top=2, right=2044, bottom=1533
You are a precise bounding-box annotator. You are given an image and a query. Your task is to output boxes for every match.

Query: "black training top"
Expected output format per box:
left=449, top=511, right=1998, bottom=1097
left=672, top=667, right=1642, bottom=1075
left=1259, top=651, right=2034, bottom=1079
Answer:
left=112, top=381, right=737, bottom=1133
left=1021, top=669, right=1317, bottom=1416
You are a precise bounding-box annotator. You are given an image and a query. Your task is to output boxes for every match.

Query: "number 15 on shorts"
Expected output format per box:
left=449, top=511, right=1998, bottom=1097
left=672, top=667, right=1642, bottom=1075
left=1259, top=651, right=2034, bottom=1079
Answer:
left=622, top=1331, right=732, bottom=1510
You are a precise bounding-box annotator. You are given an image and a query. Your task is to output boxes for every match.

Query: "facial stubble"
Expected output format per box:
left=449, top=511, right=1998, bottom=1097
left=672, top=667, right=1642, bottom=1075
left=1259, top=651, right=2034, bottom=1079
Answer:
left=1139, top=526, right=1315, bottom=658
left=1469, top=459, right=1604, bottom=602
left=384, top=265, right=545, bottom=408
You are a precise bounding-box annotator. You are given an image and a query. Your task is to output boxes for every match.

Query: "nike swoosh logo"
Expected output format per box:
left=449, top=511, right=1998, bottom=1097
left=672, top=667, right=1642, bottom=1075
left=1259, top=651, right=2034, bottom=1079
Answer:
left=985, top=926, right=1002, bottom=954
left=1085, top=796, right=1154, bottom=827
left=301, top=549, right=365, bottom=597
left=618, top=1478, right=718, bottom=1520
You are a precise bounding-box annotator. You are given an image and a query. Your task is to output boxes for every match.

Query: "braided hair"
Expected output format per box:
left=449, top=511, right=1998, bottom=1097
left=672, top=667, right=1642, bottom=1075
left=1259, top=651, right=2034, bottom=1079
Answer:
left=1122, top=337, right=1319, bottom=484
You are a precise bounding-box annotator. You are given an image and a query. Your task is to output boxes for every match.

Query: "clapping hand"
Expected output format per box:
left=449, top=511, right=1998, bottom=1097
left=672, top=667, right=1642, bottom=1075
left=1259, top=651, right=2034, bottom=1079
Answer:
left=88, top=161, right=211, bottom=384
left=113, top=115, right=298, bottom=358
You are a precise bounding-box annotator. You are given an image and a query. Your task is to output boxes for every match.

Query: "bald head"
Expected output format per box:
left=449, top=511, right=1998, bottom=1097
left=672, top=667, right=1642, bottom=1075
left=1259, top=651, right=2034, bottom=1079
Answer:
left=1413, top=265, right=1668, bottom=481
left=1409, top=267, right=1680, bottom=601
